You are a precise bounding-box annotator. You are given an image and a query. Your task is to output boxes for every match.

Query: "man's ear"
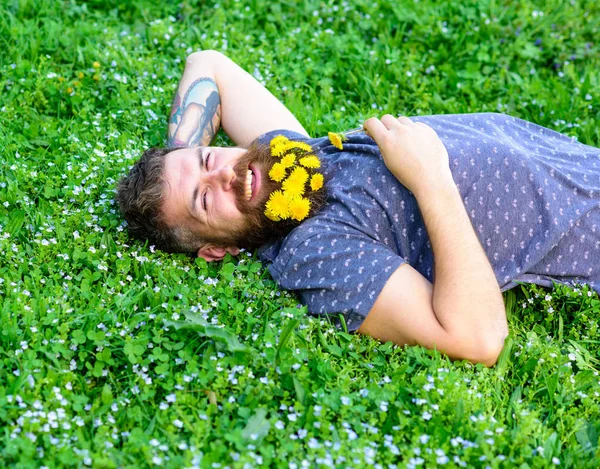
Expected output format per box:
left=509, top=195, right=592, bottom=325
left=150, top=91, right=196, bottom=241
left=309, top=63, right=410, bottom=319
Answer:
left=197, top=245, right=240, bottom=262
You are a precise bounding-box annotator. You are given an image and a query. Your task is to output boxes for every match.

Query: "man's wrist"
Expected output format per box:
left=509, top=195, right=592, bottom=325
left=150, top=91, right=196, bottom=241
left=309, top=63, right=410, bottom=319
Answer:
left=411, top=171, right=457, bottom=201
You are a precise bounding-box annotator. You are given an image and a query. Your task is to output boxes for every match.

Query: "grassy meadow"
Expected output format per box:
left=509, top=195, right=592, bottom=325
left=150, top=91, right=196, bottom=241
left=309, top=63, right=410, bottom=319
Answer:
left=0, top=0, right=599, bottom=467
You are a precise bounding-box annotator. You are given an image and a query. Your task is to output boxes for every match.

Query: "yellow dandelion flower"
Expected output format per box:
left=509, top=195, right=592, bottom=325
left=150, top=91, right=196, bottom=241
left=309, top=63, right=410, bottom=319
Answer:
left=310, top=173, right=324, bottom=191
left=284, top=141, right=313, bottom=153
left=289, top=166, right=309, bottom=183
left=271, top=142, right=288, bottom=158
left=269, top=162, right=287, bottom=182
left=282, top=167, right=308, bottom=196
left=299, top=155, right=321, bottom=169
left=77, top=72, right=84, bottom=79
left=66, top=87, right=73, bottom=94
left=288, top=196, right=311, bottom=221
left=270, top=135, right=289, bottom=148
left=270, top=136, right=290, bottom=156
left=265, top=190, right=290, bottom=221
left=328, top=132, right=345, bottom=150
left=93, top=61, right=101, bottom=68
left=280, top=154, right=296, bottom=168
left=282, top=178, right=306, bottom=198
left=264, top=207, right=279, bottom=221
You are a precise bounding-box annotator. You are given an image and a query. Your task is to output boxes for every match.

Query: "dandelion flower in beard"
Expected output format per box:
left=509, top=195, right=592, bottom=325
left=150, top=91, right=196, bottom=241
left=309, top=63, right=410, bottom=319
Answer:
left=284, top=141, right=313, bottom=153
left=310, top=173, right=324, bottom=191
left=299, top=155, right=321, bottom=169
left=280, top=153, right=296, bottom=168
left=282, top=167, right=309, bottom=197
left=271, top=142, right=288, bottom=157
left=269, top=162, right=287, bottom=182
left=265, top=190, right=290, bottom=221
left=270, top=135, right=289, bottom=147
left=288, top=196, right=311, bottom=221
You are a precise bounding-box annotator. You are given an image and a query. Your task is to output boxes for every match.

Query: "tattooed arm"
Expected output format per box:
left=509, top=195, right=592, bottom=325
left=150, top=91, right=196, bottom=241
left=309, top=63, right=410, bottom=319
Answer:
left=168, top=77, right=221, bottom=147
left=168, top=50, right=308, bottom=148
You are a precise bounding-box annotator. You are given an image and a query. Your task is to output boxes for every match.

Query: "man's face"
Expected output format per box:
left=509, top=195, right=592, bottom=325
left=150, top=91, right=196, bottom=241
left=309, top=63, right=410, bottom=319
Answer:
left=161, top=145, right=278, bottom=252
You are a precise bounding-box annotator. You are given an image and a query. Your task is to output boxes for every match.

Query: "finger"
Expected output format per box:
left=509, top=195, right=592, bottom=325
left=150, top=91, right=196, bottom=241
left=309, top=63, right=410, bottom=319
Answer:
left=380, top=114, right=401, bottom=130
left=363, top=117, right=388, bottom=143
left=415, top=121, right=435, bottom=134
left=397, top=116, right=415, bottom=126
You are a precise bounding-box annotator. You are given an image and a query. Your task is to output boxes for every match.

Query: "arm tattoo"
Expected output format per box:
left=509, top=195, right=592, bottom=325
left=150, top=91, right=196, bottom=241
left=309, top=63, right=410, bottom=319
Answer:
left=168, top=77, right=221, bottom=147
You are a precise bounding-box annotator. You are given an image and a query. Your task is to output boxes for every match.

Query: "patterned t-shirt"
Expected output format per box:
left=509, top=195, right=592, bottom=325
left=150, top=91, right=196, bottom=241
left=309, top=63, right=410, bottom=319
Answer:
left=257, top=113, right=600, bottom=331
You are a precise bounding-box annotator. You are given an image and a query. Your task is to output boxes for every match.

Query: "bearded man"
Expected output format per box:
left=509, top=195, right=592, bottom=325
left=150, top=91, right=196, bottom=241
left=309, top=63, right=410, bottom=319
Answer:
left=117, top=50, right=600, bottom=367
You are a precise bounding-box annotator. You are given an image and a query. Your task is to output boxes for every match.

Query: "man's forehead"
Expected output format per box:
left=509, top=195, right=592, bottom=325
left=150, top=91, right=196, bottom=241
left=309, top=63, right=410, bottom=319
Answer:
left=169, top=146, right=201, bottom=161
left=161, top=150, right=192, bottom=224
left=164, top=147, right=202, bottom=184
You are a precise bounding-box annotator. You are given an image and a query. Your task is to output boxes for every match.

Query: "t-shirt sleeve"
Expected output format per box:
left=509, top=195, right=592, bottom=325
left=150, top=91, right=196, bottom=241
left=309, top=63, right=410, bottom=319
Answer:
left=267, top=225, right=407, bottom=332
left=256, top=129, right=309, bottom=146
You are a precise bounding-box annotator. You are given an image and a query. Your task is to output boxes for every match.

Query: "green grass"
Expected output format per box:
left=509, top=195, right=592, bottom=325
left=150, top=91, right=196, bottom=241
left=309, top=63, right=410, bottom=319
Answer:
left=0, top=0, right=599, bottom=467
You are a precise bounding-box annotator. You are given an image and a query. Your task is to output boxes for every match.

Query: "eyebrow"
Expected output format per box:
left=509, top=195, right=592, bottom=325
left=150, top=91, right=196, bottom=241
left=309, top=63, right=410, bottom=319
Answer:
left=191, top=147, right=204, bottom=213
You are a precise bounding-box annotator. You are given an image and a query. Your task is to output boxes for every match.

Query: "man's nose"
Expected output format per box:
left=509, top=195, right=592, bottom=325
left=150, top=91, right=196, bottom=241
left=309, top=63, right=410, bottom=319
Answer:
left=207, top=166, right=236, bottom=191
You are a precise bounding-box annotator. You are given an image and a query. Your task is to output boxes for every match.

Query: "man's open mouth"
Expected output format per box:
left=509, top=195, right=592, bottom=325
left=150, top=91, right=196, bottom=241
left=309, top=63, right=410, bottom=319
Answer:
left=245, top=164, right=260, bottom=202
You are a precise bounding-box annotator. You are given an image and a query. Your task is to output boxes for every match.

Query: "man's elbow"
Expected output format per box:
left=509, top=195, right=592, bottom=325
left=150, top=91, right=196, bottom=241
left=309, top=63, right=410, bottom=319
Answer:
left=469, top=333, right=508, bottom=367
left=186, top=50, right=224, bottom=68
left=457, top=313, right=509, bottom=367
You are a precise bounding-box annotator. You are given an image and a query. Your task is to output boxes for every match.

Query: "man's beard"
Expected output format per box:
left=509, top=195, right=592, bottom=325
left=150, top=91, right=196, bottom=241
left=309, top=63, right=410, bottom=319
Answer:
left=206, top=141, right=326, bottom=250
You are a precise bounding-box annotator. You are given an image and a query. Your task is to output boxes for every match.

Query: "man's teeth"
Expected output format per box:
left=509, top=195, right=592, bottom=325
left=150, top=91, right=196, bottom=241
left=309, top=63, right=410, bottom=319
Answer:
left=246, top=169, right=253, bottom=200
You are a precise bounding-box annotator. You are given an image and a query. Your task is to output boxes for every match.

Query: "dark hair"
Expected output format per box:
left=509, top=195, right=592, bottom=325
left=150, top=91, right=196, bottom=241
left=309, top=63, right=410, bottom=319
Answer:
left=116, top=147, right=201, bottom=253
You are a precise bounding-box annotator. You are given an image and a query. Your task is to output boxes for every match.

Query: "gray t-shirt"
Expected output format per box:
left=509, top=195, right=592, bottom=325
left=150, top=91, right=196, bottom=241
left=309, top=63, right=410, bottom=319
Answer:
left=257, top=113, right=600, bottom=331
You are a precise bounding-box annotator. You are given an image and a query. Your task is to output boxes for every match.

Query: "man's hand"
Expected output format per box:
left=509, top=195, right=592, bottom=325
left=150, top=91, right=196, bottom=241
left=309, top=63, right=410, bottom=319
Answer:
left=364, top=115, right=453, bottom=196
